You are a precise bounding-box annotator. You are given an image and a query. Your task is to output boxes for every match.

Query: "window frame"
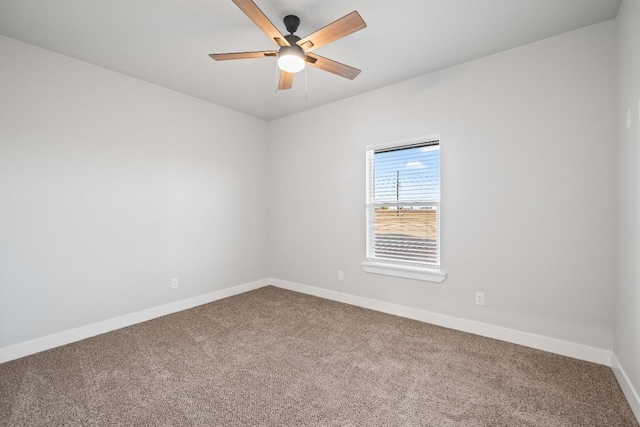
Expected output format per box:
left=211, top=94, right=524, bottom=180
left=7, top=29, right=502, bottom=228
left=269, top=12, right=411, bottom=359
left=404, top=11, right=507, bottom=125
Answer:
left=361, top=135, right=446, bottom=283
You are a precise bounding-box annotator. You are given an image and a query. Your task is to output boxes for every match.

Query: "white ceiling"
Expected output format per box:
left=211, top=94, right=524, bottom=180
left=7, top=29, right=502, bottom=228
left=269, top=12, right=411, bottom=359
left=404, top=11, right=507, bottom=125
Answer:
left=0, top=0, right=622, bottom=121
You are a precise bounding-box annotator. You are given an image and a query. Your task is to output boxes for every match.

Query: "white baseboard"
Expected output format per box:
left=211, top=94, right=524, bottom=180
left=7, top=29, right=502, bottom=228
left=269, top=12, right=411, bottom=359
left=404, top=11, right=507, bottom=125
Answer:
left=0, top=278, right=270, bottom=364
left=269, top=278, right=612, bottom=366
left=611, top=353, right=640, bottom=422
left=0, top=277, right=613, bottom=368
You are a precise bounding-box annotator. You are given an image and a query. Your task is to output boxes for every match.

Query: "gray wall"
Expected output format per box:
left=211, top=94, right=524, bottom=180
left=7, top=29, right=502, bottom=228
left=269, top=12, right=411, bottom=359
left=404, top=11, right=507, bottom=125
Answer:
left=0, top=36, right=270, bottom=347
left=268, top=21, right=616, bottom=349
left=615, top=0, right=640, bottom=406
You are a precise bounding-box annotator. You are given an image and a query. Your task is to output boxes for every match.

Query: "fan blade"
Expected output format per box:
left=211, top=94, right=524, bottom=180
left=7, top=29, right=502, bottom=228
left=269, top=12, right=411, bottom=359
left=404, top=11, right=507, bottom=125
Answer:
left=306, top=53, right=361, bottom=80
left=209, top=51, right=277, bottom=61
left=278, top=71, right=294, bottom=90
left=232, top=0, right=290, bottom=47
left=297, top=11, right=366, bottom=52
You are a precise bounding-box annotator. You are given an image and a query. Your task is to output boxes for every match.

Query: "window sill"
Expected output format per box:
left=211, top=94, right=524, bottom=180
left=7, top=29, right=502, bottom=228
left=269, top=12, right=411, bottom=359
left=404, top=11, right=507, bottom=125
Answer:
left=361, top=260, right=446, bottom=283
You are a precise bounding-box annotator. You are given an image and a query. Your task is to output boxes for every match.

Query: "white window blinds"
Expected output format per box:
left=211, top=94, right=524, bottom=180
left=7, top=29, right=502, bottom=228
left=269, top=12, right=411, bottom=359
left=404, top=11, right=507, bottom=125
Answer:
left=366, top=140, right=440, bottom=268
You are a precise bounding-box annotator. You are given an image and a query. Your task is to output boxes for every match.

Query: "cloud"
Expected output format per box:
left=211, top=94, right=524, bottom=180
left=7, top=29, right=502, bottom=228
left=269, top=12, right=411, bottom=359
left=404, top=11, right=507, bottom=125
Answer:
left=406, top=161, right=426, bottom=169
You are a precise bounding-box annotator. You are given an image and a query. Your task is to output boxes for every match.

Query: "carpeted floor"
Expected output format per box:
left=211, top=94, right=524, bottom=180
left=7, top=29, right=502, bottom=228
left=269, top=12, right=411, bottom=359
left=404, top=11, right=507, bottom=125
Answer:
left=0, top=286, right=637, bottom=426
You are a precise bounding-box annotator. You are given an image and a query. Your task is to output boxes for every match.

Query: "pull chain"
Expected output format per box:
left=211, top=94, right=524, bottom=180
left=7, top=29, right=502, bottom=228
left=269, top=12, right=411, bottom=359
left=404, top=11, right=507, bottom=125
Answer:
left=304, top=64, right=308, bottom=101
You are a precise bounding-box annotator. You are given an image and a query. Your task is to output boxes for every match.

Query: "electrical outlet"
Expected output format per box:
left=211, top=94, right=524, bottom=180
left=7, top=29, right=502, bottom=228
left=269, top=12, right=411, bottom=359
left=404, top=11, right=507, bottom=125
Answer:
left=338, top=270, right=344, bottom=281
left=475, top=292, right=485, bottom=306
left=171, top=278, right=179, bottom=289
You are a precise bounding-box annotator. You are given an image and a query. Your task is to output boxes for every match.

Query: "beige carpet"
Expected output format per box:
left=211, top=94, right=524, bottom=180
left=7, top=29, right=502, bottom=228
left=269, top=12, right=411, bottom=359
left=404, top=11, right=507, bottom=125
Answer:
left=0, top=286, right=637, bottom=426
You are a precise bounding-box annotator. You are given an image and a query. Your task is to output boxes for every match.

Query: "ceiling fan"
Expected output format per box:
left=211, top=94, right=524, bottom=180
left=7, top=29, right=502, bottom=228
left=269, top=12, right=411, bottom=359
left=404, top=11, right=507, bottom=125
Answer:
left=209, top=0, right=367, bottom=90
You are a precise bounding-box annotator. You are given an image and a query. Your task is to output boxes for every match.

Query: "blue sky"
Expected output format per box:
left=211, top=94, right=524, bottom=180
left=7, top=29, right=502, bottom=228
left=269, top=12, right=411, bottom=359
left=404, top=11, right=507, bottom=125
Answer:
left=374, top=145, right=440, bottom=203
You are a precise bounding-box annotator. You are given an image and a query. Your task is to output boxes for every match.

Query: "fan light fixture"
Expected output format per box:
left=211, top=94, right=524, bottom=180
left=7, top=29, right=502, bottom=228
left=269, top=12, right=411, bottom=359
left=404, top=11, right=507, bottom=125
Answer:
left=277, top=45, right=305, bottom=73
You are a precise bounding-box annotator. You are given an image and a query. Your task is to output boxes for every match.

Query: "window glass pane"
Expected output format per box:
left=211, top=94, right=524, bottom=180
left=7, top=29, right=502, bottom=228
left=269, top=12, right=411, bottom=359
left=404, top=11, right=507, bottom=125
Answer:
left=374, top=145, right=440, bottom=203
left=368, top=142, right=440, bottom=266
left=373, top=207, right=438, bottom=263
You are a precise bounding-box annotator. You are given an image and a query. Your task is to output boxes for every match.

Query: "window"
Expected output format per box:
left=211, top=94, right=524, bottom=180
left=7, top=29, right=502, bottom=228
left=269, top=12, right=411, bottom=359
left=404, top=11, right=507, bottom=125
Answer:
left=361, top=136, right=446, bottom=282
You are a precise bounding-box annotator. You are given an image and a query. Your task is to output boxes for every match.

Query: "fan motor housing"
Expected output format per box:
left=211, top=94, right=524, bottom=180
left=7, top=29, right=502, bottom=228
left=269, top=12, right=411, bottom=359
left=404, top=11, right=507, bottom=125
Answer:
left=280, top=34, right=304, bottom=56
left=284, top=34, right=301, bottom=46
